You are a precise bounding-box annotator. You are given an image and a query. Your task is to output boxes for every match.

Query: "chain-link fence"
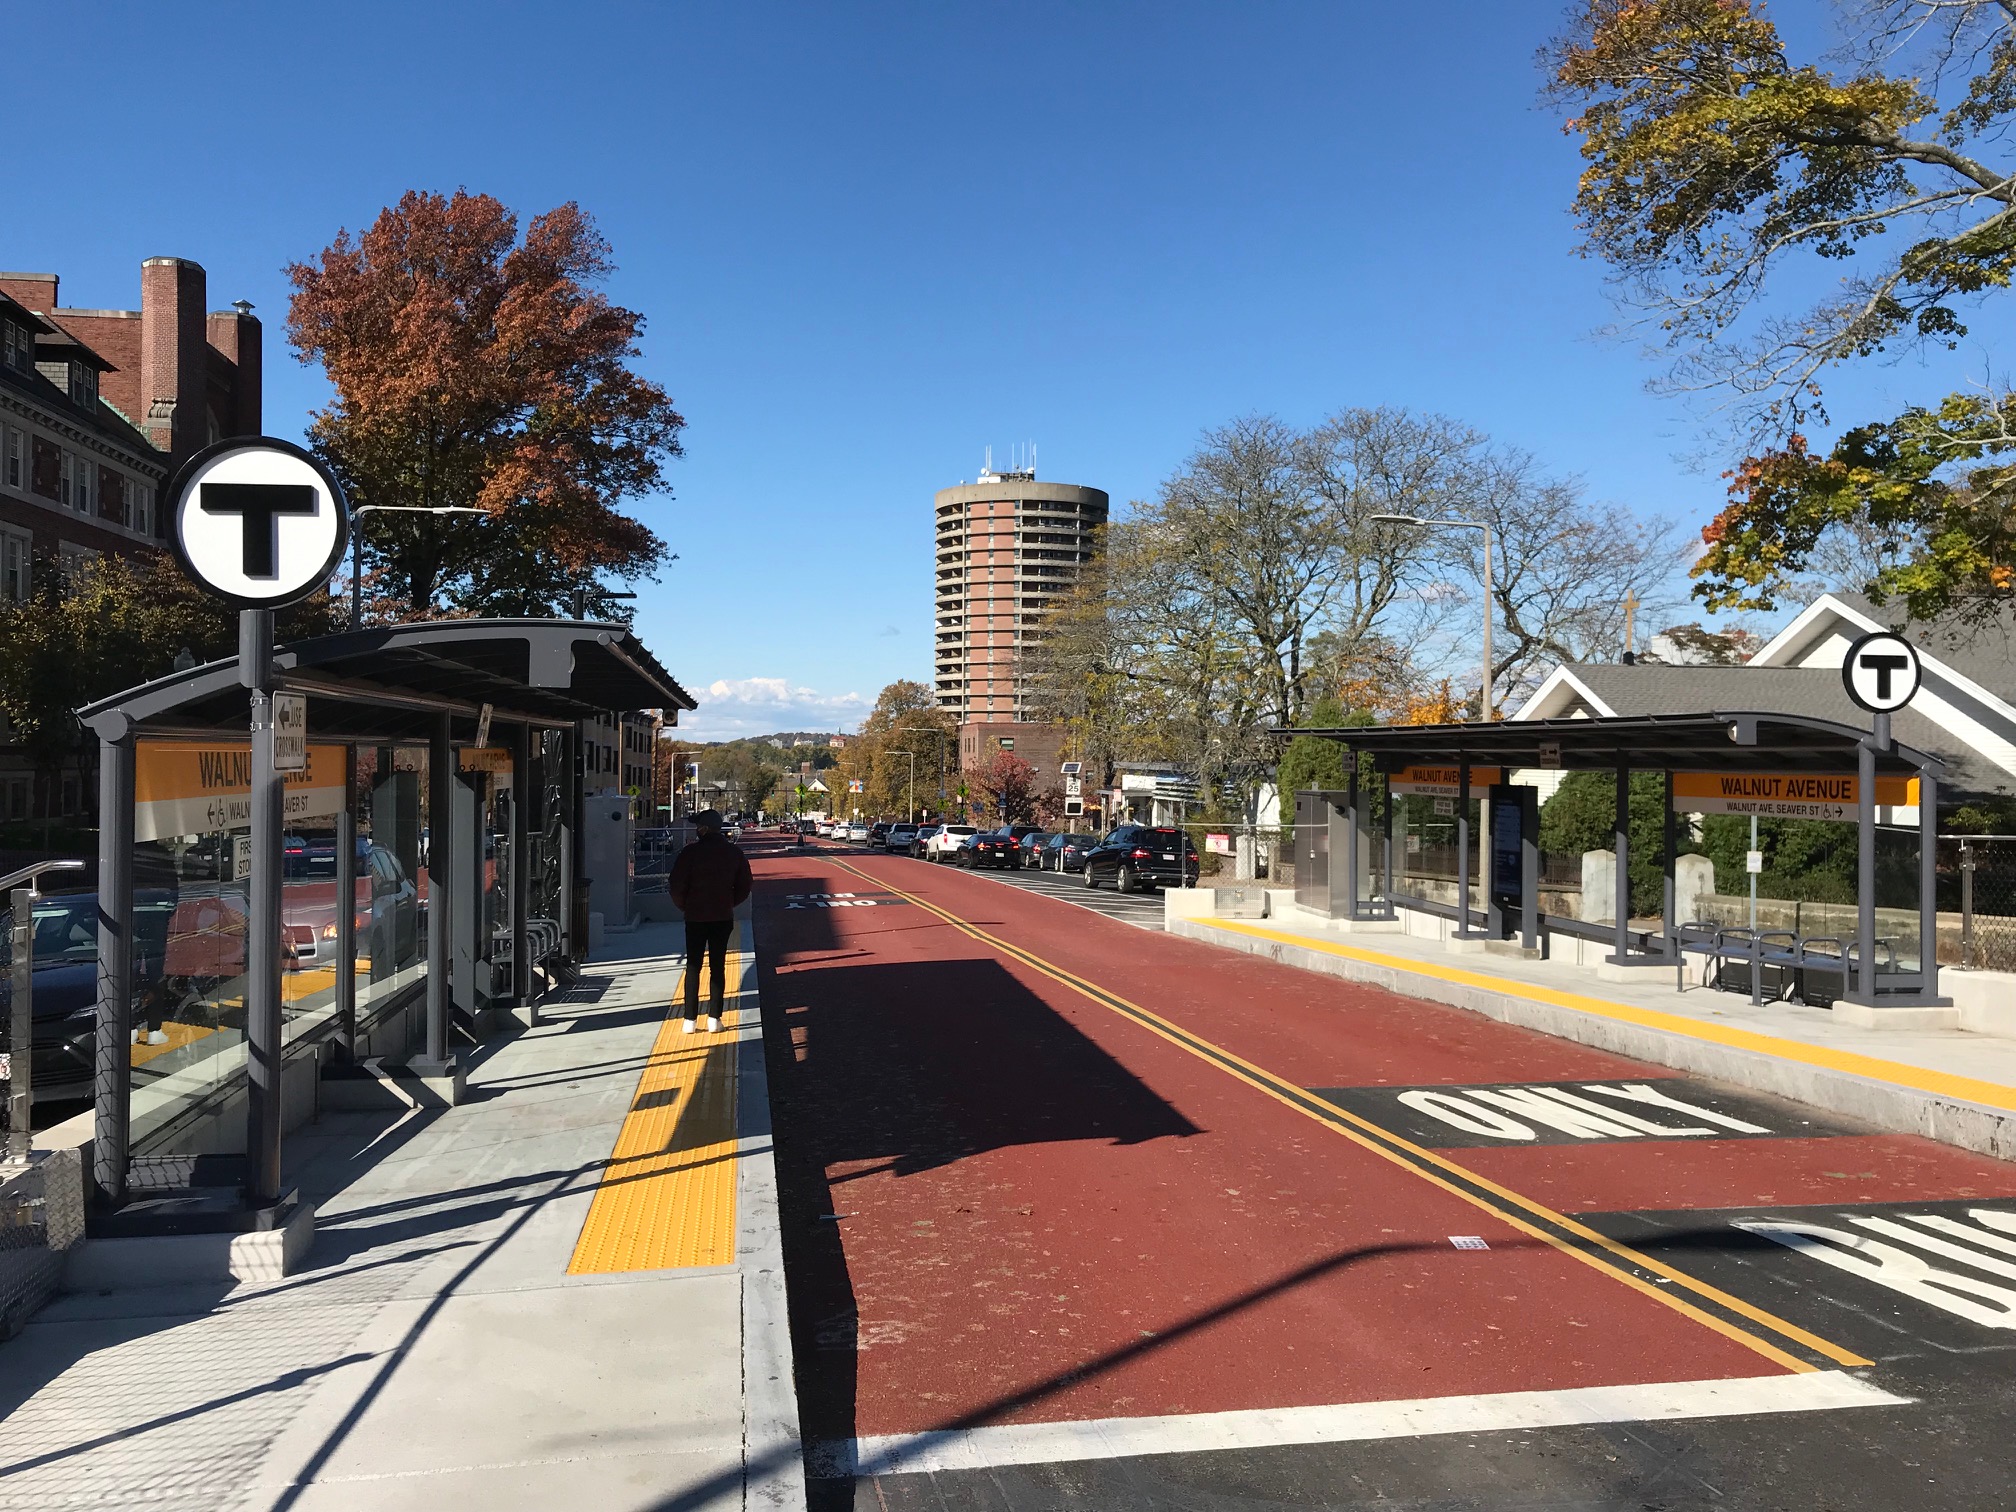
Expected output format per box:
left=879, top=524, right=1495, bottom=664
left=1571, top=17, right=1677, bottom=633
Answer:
left=1945, top=835, right=2016, bottom=972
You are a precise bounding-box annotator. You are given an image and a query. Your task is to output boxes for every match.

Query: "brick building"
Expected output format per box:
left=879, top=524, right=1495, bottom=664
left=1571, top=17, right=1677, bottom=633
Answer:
left=0, top=257, right=262, bottom=818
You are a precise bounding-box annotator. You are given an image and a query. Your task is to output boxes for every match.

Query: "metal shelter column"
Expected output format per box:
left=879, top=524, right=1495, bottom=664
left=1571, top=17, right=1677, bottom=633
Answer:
left=1920, top=766, right=1940, bottom=998
left=1612, top=757, right=1630, bottom=963
left=1662, top=770, right=1678, bottom=961
left=427, top=711, right=453, bottom=1063
left=92, top=722, right=135, bottom=1204
left=510, top=722, right=531, bottom=1006
left=335, top=744, right=357, bottom=1058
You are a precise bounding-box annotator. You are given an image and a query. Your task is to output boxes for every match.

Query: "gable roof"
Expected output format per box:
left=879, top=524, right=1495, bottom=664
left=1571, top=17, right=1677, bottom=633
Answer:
left=1754, top=589, right=2016, bottom=703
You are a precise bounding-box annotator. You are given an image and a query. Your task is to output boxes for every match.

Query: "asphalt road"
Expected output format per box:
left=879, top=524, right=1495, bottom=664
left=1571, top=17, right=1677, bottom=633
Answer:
left=745, top=834, right=2016, bottom=1511
left=817, top=837, right=1171, bottom=930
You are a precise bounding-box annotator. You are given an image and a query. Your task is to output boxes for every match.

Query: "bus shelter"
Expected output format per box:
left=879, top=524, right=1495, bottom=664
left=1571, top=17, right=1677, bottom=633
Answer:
left=75, top=618, right=693, bottom=1223
left=1284, top=711, right=1948, bottom=1010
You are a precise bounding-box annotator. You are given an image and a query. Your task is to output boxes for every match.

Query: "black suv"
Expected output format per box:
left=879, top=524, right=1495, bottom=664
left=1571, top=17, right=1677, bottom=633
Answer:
left=1081, top=825, right=1200, bottom=892
left=964, top=825, right=1043, bottom=869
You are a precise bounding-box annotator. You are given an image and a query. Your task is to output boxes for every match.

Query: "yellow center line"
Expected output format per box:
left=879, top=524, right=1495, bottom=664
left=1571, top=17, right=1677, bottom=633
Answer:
left=823, top=857, right=1869, bottom=1373
left=567, top=949, right=745, bottom=1274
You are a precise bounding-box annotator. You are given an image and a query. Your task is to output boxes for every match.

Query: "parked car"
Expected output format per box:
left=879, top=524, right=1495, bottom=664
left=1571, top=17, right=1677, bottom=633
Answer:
left=1015, top=830, right=1052, bottom=869
left=1080, top=824, right=1201, bottom=892
left=844, top=821, right=868, bottom=842
left=868, top=822, right=891, bottom=847
left=814, top=820, right=834, bottom=837
left=965, top=825, right=1043, bottom=869
left=909, top=824, right=942, bottom=857
left=884, top=823, right=919, bottom=854
left=926, top=824, right=977, bottom=862
left=1040, top=832, right=1101, bottom=873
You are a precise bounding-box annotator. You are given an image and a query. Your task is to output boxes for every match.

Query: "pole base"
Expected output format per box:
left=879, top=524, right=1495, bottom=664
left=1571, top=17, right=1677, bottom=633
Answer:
left=406, top=1054, right=468, bottom=1107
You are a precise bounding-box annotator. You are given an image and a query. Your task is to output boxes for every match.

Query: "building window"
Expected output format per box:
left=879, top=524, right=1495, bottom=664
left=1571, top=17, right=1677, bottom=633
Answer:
left=98, top=468, right=126, bottom=525
left=58, top=542, right=97, bottom=579
left=2, top=426, right=21, bottom=492
left=30, top=437, right=59, bottom=501
left=0, top=528, right=28, bottom=603
left=4, top=777, right=26, bottom=822
left=131, top=480, right=153, bottom=535
left=71, top=455, right=92, bottom=514
left=70, top=363, right=97, bottom=411
left=1, top=320, right=31, bottom=374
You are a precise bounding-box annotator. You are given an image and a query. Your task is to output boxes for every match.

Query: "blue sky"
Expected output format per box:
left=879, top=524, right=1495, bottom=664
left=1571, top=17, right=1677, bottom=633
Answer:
left=11, top=1, right=2000, bottom=739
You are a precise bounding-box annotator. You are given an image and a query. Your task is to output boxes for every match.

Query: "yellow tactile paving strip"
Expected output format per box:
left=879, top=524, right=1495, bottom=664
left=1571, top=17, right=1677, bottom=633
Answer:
left=568, top=948, right=744, bottom=1273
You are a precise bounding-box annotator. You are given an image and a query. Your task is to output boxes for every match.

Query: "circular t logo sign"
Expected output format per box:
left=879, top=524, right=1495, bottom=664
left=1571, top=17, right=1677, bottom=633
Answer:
left=167, top=437, right=350, bottom=608
left=1841, top=630, right=1922, bottom=713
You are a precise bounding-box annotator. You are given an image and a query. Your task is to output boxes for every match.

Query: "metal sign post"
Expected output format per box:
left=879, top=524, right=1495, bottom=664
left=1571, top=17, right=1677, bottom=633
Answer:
left=1841, top=631, right=1925, bottom=1002
left=163, top=437, right=349, bottom=1214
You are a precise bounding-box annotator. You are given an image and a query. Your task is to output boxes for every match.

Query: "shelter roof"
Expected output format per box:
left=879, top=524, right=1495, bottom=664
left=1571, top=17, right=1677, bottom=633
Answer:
left=82, top=619, right=696, bottom=745
left=1285, top=712, right=1943, bottom=781
left=1524, top=664, right=2004, bottom=795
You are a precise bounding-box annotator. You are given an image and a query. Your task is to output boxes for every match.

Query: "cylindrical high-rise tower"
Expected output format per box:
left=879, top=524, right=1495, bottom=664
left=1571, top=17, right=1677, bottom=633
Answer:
left=934, top=467, right=1108, bottom=724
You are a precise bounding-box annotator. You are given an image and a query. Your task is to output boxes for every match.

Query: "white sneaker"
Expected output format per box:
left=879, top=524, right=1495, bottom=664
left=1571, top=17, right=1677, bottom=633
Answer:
left=706, top=1015, right=723, bottom=1033
left=682, top=1018, right=697, bottom=1034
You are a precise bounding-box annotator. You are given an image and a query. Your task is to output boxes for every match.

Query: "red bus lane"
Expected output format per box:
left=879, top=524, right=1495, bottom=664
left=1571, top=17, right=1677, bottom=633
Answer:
left=750, top=846, right=2016, bottom=1490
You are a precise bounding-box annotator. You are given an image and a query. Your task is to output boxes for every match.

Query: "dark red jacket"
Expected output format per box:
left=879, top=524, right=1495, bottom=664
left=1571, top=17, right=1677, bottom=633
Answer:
left=667, top=833, right=753, bottom=923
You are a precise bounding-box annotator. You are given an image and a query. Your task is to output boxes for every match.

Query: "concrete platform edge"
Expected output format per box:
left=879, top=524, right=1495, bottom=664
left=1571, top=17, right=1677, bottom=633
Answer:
left=1172, top=916, right=2016, bottom=1162
left=734, top=912, right=808, bottom=1511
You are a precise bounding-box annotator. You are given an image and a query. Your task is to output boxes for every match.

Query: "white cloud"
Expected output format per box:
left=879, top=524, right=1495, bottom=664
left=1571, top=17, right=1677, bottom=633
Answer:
left=675, top=676, right=870, bottom=741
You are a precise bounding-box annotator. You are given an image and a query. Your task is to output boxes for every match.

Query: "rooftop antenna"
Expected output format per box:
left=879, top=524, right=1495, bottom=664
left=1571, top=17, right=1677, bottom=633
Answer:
left=984, top=444, right=993, bottom=476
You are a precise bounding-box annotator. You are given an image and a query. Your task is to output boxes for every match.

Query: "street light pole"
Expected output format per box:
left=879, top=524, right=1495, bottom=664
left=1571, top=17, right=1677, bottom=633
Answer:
left=1371, top=514, right=1494, bottom=720
left=347, top=504, right=485, bottom=628
left=896, top=727, right=950, bottom=818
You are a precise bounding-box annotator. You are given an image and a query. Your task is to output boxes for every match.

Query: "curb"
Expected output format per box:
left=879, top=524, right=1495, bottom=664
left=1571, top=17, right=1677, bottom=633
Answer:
left=734, top=910, right=809, bottom=1511
left=1171, top=916, right=2016, bottom=1163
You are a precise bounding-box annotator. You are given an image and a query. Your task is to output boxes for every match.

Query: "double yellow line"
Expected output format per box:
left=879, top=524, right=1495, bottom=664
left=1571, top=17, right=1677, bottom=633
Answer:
left=824, top=857, right=1868, bottom=1374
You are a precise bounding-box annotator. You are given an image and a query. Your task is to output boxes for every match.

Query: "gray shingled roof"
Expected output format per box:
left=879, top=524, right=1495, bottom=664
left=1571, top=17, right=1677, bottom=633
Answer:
left=1823, top=591, right=2016, bottom=698
left=1555, top=664, right=2010, bottom=798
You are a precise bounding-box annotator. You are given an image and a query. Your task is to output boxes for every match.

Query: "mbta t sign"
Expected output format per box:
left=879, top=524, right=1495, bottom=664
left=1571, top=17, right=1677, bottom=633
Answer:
left=1841, top=631, right=1923, bottom=714
left=167, top=437, right=350, bottom=608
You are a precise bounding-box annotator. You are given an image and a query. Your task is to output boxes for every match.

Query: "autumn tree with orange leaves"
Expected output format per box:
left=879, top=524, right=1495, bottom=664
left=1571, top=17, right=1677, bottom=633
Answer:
left=287, top=190, right=685, bottom=622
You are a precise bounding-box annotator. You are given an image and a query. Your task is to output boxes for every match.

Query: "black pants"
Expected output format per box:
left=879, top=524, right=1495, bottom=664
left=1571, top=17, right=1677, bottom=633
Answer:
left=683, top=919, right=734, bottom=1019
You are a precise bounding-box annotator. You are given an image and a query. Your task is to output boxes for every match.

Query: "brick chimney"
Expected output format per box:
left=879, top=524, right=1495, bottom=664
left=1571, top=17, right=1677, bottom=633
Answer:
left=205, top=301, right=262, bottom=438
left=140, top=257, right=209, bottom=464
left=0, top=272, right=58, bottom=311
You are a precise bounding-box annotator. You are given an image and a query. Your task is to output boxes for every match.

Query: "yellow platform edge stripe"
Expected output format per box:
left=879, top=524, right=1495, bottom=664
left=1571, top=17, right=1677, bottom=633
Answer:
left=567, top=948, right=746, bottom=1273
left=1199, top=917, right=2016, bottom=1116
left=824, top=857, right=1866, bottom=1373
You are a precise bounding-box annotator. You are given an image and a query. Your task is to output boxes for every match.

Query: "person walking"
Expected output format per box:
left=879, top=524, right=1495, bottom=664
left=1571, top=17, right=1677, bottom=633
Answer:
left=666, top=808, right=753, bottom=1033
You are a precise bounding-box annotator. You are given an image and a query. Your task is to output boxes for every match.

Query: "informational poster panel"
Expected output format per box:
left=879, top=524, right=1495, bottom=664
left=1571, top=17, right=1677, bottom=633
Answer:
left=134, top=740, right=346, bottom=841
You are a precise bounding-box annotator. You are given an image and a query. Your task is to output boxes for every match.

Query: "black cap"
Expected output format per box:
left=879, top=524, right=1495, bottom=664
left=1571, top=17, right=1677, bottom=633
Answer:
left=693, top=808, right=724, bottom=831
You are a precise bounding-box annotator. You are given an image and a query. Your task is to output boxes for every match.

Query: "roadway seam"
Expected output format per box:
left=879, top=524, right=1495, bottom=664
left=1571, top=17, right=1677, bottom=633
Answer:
left=820, top=856, right=1871, bottom=1375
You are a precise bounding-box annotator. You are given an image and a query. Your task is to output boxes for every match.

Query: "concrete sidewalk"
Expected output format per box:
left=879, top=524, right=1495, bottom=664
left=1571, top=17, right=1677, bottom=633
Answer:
left=0, top=915, right=803, bottom=1512
left=1170, top=893, right=2016, bottom=1163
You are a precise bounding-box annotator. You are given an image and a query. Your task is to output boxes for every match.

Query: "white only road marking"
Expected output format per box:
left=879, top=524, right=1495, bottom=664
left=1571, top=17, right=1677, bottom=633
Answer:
left=808, top=1371, right=1906, bottom=1478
